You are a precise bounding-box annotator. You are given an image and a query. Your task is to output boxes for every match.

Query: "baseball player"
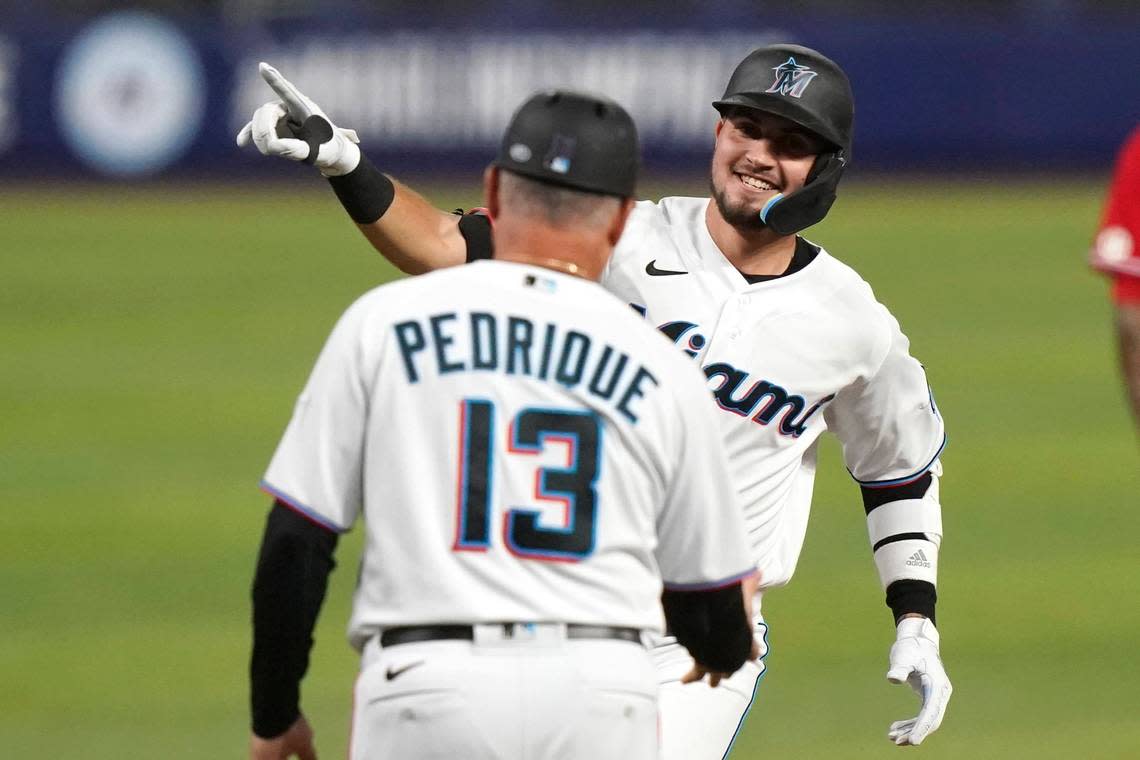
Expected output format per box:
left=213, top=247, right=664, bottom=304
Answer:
left=247, top=88, right=759, bottom=760
left=1089, top=124, right=1140, bottom=432
left=240, top=42, right=953, bottom=756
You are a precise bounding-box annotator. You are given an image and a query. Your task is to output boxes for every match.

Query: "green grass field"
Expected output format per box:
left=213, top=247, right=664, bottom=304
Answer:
left=2, top=176, right=1137, bottom=759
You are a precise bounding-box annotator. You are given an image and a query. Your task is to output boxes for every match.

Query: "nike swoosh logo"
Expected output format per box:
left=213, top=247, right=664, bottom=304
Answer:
left=645, top=260, right=688, bottom=277
left=385, top=661, right=425, bottom=681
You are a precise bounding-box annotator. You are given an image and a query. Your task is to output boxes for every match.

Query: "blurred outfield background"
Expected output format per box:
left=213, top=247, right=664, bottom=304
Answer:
left=2, top=2, right=1139, bottom=759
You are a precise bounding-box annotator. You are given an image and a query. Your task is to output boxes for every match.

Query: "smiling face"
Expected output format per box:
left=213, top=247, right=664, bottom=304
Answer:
left=709, top=108, right=829, bottom=231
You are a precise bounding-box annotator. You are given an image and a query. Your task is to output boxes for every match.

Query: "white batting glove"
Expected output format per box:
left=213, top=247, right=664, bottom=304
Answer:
left=885, top=617, right=952, bottom=746
left=235, top=62, right=361, bottom=177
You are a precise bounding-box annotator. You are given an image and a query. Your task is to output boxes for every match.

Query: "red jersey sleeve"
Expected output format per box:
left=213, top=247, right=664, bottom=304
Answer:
left=1091, top=126, right=1140, bottom=302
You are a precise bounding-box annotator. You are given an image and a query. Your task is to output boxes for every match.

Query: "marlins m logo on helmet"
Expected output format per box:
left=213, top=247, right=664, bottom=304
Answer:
left=765, top=57, right=818, bottom=98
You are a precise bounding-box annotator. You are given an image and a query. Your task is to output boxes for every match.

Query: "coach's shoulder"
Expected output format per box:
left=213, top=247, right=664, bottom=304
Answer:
left=341, top=268, right=457, bottom=324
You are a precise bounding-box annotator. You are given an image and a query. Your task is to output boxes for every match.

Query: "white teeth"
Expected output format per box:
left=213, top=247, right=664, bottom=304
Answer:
left=739, top=174, right=775, bottom=191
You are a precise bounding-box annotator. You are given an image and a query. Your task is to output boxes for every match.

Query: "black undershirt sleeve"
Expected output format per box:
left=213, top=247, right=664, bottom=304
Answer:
left=661, top=583, right=753, bottom=672
left=250, top=500, right=339, bottom=738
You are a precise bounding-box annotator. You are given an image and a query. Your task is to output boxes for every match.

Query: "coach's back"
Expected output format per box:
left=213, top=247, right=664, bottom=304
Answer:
left=262, top=258, right=750, bottom=650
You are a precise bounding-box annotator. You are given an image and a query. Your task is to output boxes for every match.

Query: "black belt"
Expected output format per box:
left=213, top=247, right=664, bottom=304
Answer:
left=380, top=624, right=641, bottom=647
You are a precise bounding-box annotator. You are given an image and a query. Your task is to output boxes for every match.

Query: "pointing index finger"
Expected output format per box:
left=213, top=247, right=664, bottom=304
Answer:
left=259, top=62, right=312, bottom=124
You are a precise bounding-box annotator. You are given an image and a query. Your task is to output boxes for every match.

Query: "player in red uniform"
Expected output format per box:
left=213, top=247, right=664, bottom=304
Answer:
left=1090, top=126, right=1140, bottom=431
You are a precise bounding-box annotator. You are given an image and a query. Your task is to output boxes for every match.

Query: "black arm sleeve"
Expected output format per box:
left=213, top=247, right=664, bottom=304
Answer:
left=458, top=212, right=494, bottom=262
left=661, top=583, right=753, bottom=673
left=250, top=500, right=339, bottom=738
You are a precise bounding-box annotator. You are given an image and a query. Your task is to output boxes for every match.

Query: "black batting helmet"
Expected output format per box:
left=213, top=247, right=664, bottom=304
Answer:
left=494, top=90, right=640, bottom=198
left=713, top=43, right=854, bottom=235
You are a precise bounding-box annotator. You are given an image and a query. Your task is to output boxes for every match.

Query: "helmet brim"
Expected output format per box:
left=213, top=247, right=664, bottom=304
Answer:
left=713, top=94, right=847, bottom=154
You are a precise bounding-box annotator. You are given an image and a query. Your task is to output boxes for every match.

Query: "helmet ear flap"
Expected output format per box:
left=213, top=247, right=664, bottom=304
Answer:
left=759, top=151, right=846, bottom=236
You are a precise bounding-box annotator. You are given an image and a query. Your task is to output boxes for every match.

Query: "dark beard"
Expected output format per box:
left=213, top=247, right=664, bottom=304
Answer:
left=709, top=175, right=767, bottom=231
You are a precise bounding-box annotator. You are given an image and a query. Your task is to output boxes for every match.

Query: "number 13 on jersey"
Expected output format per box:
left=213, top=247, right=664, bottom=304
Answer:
left=454, top=399, right=602, bottom=562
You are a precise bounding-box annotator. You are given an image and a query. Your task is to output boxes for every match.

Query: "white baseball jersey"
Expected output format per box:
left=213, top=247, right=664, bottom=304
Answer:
left=602, top=196, right=946, bottom=590
left=262, top=259, right=755, bottom=649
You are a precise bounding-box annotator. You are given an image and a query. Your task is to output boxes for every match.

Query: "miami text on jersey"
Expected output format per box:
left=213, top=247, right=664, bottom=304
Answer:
left=394, top=311, right=659, bottom=423
left=660, top=320, right=834, bottom=437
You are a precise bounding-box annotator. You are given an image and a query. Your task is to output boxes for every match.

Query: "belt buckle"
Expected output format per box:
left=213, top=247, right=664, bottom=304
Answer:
left=474, top=622, right=560, bottom=646
left=506, top=622, right=539, bottom=640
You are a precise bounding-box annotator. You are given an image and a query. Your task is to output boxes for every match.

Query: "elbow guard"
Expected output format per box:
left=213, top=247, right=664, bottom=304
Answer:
left=863, top=466, right=942, bottom=590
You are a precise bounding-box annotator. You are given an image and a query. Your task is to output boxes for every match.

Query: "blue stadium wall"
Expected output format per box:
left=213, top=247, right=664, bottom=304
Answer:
left=1, top=9, right=1137, bottom=179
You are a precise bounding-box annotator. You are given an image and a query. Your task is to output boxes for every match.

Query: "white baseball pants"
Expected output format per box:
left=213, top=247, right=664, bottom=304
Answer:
left=653, top=618, right=769, bottom=760
left=351, top=624, right=658, bottom=760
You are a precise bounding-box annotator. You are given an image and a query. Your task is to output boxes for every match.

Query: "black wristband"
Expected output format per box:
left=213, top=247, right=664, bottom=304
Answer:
left=327, top=152, right=396, bottom=224
left=458, top=213, right=494, bottom=262
left=886, top=578, right=937, bottom=625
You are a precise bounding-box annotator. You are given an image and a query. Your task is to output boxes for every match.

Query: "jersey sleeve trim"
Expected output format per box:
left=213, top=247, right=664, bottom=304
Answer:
left=851, top=433, right=947, bottom=488
left=259, top=480, right=349, bottom=534
left=662, top=567, right=758, bottom=592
